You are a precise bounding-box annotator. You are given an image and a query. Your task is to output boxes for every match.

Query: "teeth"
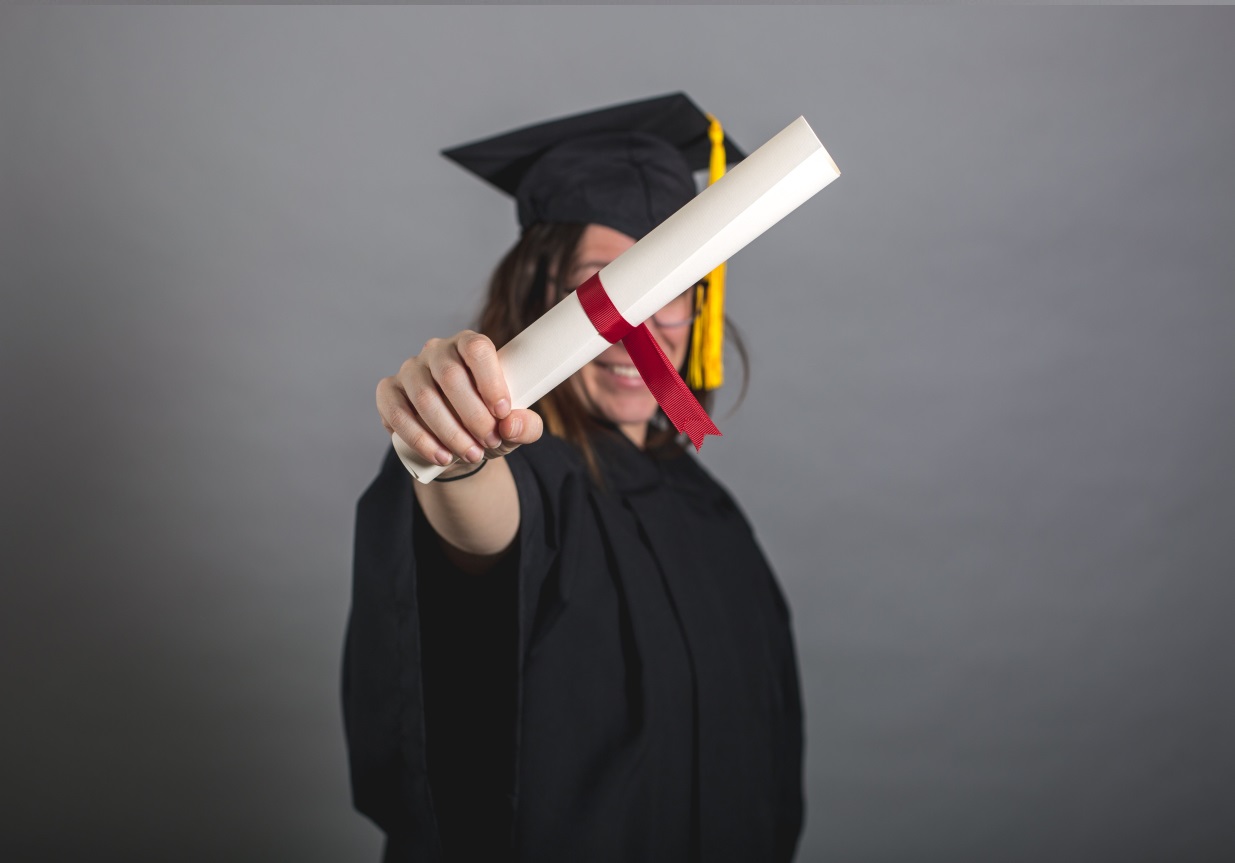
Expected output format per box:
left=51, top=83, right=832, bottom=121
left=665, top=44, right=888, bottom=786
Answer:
left=605, top=364, right=642, bottom=379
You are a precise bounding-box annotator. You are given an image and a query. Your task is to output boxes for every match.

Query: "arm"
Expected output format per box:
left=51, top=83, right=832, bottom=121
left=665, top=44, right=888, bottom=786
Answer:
left=376, top=330, right=543, bottom=571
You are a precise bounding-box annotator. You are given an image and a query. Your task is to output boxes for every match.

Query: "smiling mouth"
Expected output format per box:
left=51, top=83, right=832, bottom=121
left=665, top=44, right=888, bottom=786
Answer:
left=595, top=361, right=644, bottom=381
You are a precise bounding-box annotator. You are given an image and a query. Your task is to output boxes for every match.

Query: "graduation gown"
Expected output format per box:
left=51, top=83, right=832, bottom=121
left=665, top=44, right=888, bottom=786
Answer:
left=343, top=428, right=804, bottom=862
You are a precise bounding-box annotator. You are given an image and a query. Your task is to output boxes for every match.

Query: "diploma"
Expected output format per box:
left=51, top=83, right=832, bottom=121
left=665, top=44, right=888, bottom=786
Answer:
left=395, top=116, right=840, bottom=482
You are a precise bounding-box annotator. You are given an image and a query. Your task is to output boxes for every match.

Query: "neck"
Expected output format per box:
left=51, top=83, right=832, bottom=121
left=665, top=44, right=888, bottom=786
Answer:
left=618, top=421, right=647, bottom=449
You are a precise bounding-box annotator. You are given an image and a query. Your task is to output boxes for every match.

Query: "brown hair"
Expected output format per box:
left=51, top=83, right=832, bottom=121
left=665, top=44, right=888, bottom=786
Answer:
left=477, top=222, right=749, bottom=479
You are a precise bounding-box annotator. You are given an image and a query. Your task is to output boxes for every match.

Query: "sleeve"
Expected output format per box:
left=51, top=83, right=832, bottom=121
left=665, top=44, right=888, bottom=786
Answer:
left=771, top=578, right=805, bottom=863
left=342, top=440, right=580, bottom=861
left=499, top=438, right=580, bottom=817
left=343, top=446, right=442, bottom=860
left=414, top=495, right=518, bottom=861
left=710, top=467, right=806, bottom=860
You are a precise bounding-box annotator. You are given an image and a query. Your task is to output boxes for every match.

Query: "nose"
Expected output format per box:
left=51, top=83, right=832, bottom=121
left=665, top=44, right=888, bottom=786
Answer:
left=596, top=322, right=673, bottom=365
left=645, top=317, right=691, bottom=377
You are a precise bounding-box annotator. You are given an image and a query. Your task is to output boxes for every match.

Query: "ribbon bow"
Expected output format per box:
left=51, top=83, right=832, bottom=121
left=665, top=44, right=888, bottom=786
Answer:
left=576, top=273, right=721, bottom=450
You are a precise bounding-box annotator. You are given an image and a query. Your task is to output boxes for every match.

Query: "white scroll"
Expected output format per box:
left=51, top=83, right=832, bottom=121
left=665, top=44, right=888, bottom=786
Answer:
left=396, top=115, right=840, bottom=482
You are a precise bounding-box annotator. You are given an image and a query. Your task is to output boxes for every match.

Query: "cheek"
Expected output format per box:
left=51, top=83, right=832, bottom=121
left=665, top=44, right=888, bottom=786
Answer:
left=571, top=367, right=604, bottom=407
left=570, top=369, right=590, bottom=399
left=664, top=330, right=690, bottom=368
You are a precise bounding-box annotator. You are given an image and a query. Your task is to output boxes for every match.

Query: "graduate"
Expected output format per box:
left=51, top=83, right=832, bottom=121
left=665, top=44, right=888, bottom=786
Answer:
left=345, top=93, right=804, bottom=863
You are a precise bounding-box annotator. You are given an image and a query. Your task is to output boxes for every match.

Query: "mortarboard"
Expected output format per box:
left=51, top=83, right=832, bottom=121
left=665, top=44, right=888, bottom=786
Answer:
left=442, top=92, right=743, bottom=391
left=442, top=92, right=744, bottom=241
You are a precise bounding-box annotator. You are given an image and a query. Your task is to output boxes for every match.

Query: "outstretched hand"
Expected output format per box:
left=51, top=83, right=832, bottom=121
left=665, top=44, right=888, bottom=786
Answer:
left=377, top=330, right=543, bottom=470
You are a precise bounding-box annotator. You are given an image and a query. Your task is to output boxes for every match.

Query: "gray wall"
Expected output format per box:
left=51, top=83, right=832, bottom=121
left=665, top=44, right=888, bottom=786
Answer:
left=3, top=6, right=1234, bottom=862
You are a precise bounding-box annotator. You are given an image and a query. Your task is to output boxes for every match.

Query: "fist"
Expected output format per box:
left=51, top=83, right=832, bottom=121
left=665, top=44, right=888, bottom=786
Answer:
left=377, top=331, right=543, bottom=467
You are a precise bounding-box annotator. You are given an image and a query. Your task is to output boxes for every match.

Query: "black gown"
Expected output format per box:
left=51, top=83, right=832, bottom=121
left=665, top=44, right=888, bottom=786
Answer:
left=343, top=428, right=804, bottom=863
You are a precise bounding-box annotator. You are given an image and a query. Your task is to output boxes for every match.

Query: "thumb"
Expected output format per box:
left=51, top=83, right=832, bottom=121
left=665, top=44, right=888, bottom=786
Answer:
left=499, top=408, right=543, bottom=447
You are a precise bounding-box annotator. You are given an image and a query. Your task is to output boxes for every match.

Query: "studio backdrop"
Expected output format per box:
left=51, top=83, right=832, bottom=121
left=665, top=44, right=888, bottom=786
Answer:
left=2, top=6, right=1233, bottom=862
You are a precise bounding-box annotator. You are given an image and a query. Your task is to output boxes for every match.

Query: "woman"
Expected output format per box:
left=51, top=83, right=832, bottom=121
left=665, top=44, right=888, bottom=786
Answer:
left=345, top=94, right=803, bottom=863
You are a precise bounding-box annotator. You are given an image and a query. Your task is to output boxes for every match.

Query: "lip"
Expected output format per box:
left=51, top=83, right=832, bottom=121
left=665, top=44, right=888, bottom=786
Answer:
left=594, top=360, right=648, bottom=390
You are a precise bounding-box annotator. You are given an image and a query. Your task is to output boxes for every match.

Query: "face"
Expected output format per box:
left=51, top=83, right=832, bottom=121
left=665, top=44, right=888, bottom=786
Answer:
left=556, top=223, right=694, bottom=443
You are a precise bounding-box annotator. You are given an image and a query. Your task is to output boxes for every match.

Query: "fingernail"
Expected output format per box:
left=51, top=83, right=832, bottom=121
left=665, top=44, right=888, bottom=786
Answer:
left=465, top=445, right=484, bottom=463
left=435, top=450, right=452, bottom=466
left=494, top=399, right=510, bottom=418
left=486, top=432, right=502, bottom=449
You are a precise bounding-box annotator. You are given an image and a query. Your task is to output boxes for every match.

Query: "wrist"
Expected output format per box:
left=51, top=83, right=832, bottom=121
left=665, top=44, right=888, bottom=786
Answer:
left=434, top=458, right=488, bottom=483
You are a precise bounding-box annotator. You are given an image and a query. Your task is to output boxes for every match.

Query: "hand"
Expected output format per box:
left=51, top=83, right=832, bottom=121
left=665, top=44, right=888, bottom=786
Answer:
left=377, top=330, right=543, bottom=468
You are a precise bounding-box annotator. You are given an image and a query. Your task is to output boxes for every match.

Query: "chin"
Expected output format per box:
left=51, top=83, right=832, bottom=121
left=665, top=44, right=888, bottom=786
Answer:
left=595, top=391, right=658, bottom=425
left=576, top=365, right=659, bottom=427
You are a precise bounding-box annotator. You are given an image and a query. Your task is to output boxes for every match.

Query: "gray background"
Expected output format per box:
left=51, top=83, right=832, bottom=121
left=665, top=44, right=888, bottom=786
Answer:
left=3, top=6, right=1234, bottom=862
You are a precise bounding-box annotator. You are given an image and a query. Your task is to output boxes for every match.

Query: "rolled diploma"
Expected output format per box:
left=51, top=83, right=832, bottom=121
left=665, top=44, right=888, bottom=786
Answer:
left=396, top=115, right=840, bottom=482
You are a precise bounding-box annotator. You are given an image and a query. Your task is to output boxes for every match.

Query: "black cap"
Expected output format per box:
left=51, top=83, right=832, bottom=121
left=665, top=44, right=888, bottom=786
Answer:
left=442, top=93, right=745, bottom=241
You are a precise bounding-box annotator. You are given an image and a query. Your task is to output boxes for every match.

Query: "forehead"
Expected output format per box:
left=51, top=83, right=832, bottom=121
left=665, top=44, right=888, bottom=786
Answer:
left=572, top=223, right=636, bottom=271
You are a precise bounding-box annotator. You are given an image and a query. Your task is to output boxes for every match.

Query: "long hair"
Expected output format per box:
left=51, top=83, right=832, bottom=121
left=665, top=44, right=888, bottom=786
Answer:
left=477, top=223, right=749, bottom=479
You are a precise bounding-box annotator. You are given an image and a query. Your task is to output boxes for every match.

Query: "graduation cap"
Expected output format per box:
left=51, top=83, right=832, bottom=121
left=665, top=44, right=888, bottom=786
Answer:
left=442, top=92, right=744, bottom=391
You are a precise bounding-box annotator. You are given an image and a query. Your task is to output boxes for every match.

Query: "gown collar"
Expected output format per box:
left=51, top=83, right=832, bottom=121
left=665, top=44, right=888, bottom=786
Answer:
left=590, top=421, right=693, bottom=496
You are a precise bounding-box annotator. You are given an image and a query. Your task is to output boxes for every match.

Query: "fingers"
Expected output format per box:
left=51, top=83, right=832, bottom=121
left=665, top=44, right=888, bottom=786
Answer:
left=378, top=331, right=520, bottom=468
left=377, top=375, right=453, bottom=466
left=457, top=332, right=511, bottom=420
left=424, top=335, right=501, bottom=458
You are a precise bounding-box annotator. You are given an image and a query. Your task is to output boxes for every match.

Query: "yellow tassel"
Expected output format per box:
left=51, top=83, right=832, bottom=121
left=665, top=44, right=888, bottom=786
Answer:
left=688, top=114, right=728, bottom=391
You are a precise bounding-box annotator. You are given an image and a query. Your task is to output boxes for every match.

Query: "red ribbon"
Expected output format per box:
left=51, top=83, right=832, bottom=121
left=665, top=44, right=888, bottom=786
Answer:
left=576, top=273, right=721, bottom=451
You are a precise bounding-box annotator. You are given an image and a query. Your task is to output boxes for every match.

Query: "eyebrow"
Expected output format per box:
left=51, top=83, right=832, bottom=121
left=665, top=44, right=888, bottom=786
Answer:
left=561, top=260, right=613, bottom=289
left=578, top=258, right=618, bottom=271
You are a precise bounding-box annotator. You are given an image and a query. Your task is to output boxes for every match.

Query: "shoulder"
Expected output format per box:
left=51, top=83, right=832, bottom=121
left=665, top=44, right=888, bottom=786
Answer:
left=504, top=435, right=594, bottom=550
left=506, top=434, right=594, bottom=517
left=660, top=448, right=745, bottom=516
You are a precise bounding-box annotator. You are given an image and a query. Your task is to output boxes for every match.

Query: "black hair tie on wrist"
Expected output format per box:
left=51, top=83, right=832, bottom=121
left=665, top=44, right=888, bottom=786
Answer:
left=433, top=458, right=488, bottom=483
